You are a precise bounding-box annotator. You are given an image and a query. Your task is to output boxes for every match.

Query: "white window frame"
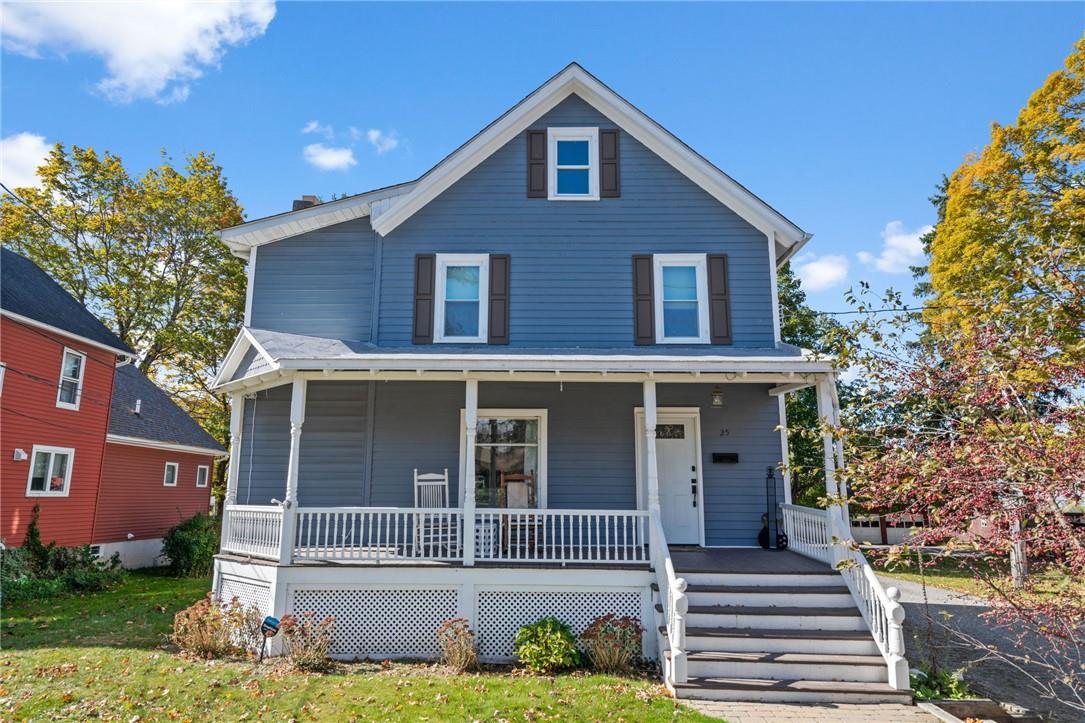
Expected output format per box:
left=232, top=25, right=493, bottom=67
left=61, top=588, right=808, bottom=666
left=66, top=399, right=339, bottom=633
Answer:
left=459, top=408, right=549, bottom=509
left=547, top=127, right=599, bottom=201
left=433, top=253, right=489, bottom=344
left=0, top=363, right=6, bottom=395
left=196, top=465, right=210, bottom=488
left=56, top=347, right=87, bottom=410
left=163, top=462, right=179, bottom=487
left=25, top=445, right=75, bottom=497
left=653, top=253, right=710, bottom=344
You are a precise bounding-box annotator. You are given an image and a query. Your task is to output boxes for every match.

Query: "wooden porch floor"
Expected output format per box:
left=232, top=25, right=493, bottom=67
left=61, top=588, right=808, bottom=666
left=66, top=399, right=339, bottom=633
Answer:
left=668, top=547, right=831, bottom=574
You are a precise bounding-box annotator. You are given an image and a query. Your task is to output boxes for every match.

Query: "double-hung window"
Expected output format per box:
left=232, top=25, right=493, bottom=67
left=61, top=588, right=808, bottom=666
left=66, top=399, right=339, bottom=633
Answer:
left=26, top=445, right=74, bottom=496
left=547, top=127, right=598, bottom=200
left=653, top=254, right=710, bottom=343
left=434, top=253, right=489, bottom=343
left=56, top=348, right=86, bottom=410
left=196, top=465, right=209, bottom=488
left=163, top=462, right=179, bottom=487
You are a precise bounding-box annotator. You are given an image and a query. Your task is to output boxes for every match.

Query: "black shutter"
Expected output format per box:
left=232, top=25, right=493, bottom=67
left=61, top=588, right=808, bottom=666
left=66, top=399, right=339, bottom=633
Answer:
left=707, top=254, right=732, bottom=344
left=632, top=255, right=655, bottom=345
left=600, top=129, right=620, bottom=198
left=527, top=130, right=547, bottom=198
left=488, top=254, right=510, bottom=344
left=412, top=254, right=435, bottom=344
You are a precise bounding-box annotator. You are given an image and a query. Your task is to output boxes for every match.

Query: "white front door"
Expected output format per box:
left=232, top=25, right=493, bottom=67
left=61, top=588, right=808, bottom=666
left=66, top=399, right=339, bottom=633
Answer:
left=639, top=412, right=701, bottom=544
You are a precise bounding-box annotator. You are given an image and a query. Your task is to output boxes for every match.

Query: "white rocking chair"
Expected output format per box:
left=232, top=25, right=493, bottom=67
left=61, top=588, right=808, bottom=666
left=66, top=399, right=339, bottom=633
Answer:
left=413, top=469, right=455, bottom=557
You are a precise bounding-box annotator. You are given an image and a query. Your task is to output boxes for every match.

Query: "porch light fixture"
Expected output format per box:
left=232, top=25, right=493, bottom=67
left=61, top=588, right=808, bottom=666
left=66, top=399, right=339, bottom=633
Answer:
left=710, top=386, right=724, bottom=408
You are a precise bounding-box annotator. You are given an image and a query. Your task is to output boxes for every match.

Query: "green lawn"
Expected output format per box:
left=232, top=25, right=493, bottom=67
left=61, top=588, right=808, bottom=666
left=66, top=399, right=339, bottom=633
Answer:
left=875, top=554, right=1074, bottom=601
left=1, top=570, right=710, bottom=721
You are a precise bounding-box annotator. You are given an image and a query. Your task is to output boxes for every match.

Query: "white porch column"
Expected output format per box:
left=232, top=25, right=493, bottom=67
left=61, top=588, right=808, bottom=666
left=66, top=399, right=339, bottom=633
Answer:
left=815, top=374, right=848, bottom=555
left=279, top=378, right=307, bottom=566
left=462, top=379, right=478, bottom=566
left=224, top=393, right=244, bottom=507
left=643, top=380, right=661, bottom=513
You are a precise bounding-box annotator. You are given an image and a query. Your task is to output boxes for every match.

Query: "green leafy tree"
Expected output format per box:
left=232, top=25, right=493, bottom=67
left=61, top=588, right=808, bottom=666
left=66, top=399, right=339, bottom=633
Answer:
left=1, top=145, right=245, bottom=482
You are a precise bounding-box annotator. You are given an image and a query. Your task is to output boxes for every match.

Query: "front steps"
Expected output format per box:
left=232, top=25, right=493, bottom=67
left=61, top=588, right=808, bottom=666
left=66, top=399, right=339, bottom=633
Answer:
left=655, top=564, right=911, bottom=704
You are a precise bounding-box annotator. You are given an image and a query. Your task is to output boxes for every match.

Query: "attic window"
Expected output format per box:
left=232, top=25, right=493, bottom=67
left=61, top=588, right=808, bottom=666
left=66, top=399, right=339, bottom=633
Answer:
left=548, top=127, right=598, bottom=200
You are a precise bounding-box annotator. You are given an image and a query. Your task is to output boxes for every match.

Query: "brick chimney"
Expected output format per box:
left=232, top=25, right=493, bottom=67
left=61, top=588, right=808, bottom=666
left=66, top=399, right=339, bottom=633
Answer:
left=292, top=195, right=321, bottom=211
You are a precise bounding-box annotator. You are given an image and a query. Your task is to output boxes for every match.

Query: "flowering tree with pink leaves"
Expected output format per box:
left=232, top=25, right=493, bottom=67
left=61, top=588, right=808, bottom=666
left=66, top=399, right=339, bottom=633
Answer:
left=828, top=291, right=1085, bottom=711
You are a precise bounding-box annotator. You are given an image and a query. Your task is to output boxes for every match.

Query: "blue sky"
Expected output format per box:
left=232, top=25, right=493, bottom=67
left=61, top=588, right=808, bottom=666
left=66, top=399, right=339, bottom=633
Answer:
left=2, top=2, right=1081, bottom=312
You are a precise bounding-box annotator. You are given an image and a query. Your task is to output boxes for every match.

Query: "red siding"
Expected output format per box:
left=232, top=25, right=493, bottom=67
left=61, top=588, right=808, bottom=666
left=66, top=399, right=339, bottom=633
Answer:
left=95, top=443, right=215, bottom=542
left=0, top=318, right=117, bottom=547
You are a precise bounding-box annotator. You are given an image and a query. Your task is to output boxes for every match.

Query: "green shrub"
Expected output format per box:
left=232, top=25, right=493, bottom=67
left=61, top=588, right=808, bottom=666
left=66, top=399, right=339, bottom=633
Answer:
left=579, top=614, right=643, bottom=673
left=514, top=617, right=581, bottom=674
left=0, top=507, right=126, bottom=603
left=161, top=513, right=220, bottom=576
left=911, top=666, right=973, bottom=700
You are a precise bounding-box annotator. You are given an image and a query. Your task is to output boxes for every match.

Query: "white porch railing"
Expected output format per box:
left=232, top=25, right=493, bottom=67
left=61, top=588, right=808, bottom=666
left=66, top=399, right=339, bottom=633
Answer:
left=782, top=504, right=832, bottom=564
left=649, top=509, right=687, bottom=685
left=473, top=509, right=649, bottom=564
left=221, top=504, right=282, bottom=560
left=783, top=503, right=909, bottom=690
left=293, top=507, right=464, bottom=562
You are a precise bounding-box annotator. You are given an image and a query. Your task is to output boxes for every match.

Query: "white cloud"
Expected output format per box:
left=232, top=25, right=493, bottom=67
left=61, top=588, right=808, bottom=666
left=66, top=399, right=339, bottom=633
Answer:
left=0, top=1, right=275, bottom=103
left=301, top=120, right=334, bottom=139
left=303, top=143, right=356, bottom=171
left=0, top=132, right=51, bottom=189
left=794, top=253, right=850, bottom=292
left=366, top=128, right=399, bottom=155
left=857, top=220, right=933, bottom=274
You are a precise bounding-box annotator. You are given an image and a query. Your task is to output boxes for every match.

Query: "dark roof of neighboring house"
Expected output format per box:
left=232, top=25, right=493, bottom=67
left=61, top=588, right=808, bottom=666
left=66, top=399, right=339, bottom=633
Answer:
left=1, top=247, right=133, bottom=355
left=109, top=364, right=225, bottom=453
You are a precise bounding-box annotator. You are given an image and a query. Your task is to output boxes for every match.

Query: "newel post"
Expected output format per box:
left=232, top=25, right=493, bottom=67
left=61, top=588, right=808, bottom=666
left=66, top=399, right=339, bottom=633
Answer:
left=885, top=586, right=910, bottom=689
left=462, top=379, right=478, bottom=566
left=279, top=378, right=307, bottom=566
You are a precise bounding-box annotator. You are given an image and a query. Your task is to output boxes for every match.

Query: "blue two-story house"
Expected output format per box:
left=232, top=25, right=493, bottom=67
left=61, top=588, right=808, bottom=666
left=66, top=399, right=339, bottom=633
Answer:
left=211, top=64, right=909, bottom=703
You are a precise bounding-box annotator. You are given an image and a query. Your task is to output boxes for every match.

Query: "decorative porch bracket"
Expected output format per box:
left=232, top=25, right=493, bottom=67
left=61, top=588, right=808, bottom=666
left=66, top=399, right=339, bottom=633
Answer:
left=279, top=378, right=307, bottom=565
left=462, top=379, right=478, bottom=566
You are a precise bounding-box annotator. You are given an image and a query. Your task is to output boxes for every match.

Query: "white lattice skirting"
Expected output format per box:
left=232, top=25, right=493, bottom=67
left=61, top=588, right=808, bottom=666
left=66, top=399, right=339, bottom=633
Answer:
left=212, top=560, right=655, bottom=662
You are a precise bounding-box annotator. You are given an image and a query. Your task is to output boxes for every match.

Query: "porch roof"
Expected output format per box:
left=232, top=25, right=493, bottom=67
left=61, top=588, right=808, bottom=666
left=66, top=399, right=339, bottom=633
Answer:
left=215, top=327, right=835, bottom=392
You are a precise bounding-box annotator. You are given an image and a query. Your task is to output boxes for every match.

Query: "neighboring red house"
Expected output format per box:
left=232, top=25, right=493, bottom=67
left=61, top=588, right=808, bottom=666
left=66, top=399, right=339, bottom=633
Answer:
left=96, top=364, right=225, bottom=567
left=1, top=248, right=224, bottom=567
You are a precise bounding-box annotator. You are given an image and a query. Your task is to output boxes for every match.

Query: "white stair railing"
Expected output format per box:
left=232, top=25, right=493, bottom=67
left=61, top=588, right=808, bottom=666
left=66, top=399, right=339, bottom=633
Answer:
left=783, top=503, right=909, bottom=690
left=648, top=509, right=687, bottom=685
left=782, top=504, right=832, bottom=564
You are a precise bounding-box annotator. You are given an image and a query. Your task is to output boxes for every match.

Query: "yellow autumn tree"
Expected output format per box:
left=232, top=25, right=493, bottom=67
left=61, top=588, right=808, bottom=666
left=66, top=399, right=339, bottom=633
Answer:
left=927, top=34, right=1085, bottom=365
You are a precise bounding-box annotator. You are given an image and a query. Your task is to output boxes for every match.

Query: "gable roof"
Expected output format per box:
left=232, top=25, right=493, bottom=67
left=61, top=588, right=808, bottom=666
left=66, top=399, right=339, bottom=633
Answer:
left=108, top=363, right=225, bottom=455
left=218, top=64, right=811, bottom=264
left=1, top=247, right=134, bottom=357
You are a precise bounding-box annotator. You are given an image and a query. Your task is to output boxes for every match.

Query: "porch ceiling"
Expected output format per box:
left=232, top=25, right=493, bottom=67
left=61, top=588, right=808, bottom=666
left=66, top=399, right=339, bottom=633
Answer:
left=214, top=327, right=835, bottom=393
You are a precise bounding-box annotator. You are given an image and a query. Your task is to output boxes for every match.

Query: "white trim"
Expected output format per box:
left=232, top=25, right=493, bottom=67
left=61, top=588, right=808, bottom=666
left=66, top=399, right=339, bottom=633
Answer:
left=0, top=362, right=6, bottom=395
left=458, top=408, right=549, bottom=509
left=218, top=182, right=416, bottom=257
left=547, top=127, right=599, bottom=200
left=1, top=310, right=134, bottom=359
left=777, top=394, right=792, bottom=506
left=243, top=245, right=257, bottom=326
left=653, top=254, right=709, bottom=344
left=25, top=445, right=75, bottom=497
left=106, top=434, right=225, bottom=458
left=163, top=461, right=179, bottom=487
left=634, top=408, right=705, bottom=546
left=371, top=64, right=809, bottom=251
left=212, top=327, right=277, bottom=388
left=767, top=232, right=782, bottom=346
left=196, top=465, right=210, bottom=488
left=55, top=347, right=87, bottom=411
left=434, top=253, right=490, bottom=344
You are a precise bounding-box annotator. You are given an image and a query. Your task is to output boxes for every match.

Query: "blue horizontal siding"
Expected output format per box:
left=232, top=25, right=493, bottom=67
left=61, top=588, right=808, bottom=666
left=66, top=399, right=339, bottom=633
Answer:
left=235, top=379, right=784, bottom=545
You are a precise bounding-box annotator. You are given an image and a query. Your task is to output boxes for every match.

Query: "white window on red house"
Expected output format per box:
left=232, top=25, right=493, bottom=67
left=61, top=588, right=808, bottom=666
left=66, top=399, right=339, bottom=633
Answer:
left=163, top=462, right=179, bottom=487
left=196, top=465, right=209, bottom=488
left=26, top=446, right=74, bottom=496
left=56, top=348, right=86, bottom=410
